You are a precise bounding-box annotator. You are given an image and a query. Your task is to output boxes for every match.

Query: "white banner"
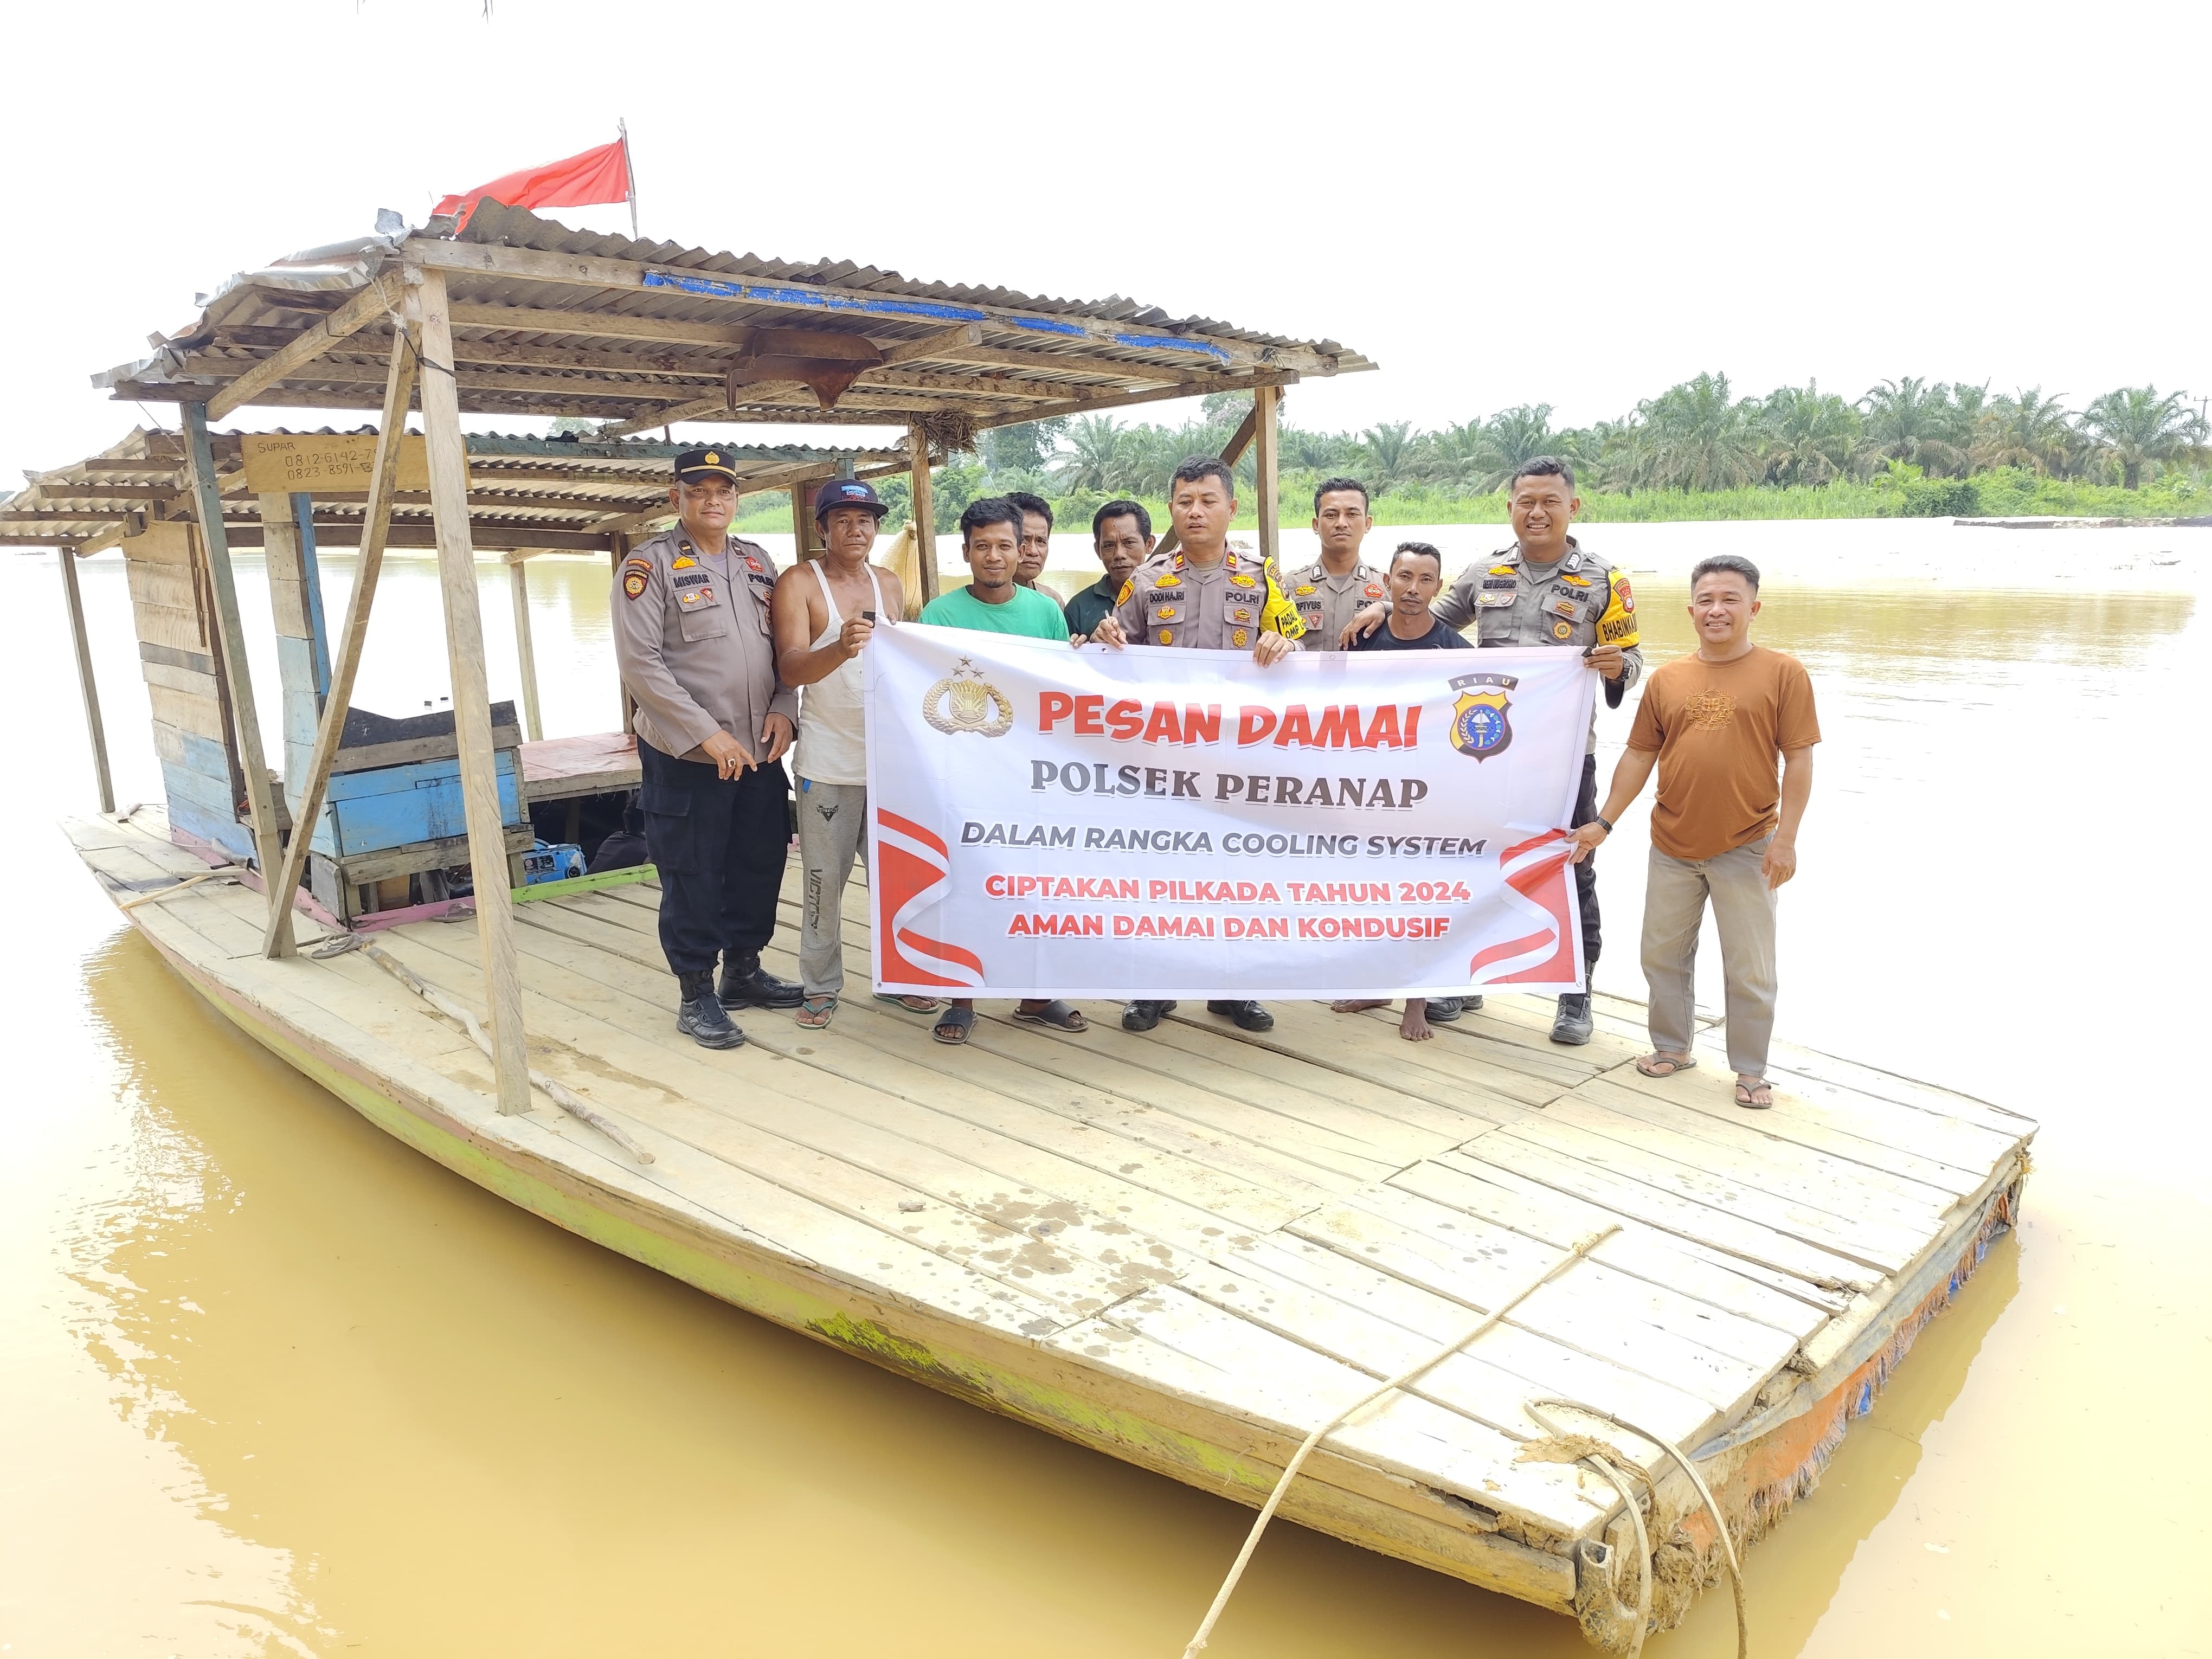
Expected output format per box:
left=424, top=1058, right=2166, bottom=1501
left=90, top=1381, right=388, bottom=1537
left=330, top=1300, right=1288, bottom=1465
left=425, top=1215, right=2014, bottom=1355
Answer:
left=863, top=625, right=1596, bottom=999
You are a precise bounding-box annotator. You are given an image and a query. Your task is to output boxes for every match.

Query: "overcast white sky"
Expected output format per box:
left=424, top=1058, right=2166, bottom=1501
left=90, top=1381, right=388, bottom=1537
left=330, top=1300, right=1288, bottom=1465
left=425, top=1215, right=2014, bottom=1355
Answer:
left=3, top=0, right=2205, bottom=478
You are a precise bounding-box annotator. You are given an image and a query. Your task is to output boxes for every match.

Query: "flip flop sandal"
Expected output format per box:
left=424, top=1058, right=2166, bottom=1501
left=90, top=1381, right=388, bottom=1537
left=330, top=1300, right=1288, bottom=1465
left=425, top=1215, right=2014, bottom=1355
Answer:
left=1735, top=1077, right=1774, bottom=1110
left=1011, top=999, right=1088, bottom=1032
left=874, top=993, right=943, bottom=1013
left=1636, top=1053, right=1699, bottom=1078
left=796, top=995, right=838, bottom=1030
left=931, top=1006, right=977, bottom=1045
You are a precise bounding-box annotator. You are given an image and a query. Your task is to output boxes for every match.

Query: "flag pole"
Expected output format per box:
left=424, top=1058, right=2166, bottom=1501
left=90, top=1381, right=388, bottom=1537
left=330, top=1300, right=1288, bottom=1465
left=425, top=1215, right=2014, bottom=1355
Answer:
left=620, top=118, right=638, bottom=240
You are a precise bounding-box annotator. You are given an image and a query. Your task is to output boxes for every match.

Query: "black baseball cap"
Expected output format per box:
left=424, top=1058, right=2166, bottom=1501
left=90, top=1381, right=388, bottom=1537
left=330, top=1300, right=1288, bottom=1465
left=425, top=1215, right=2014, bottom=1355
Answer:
left=673, top=446, right=740, bottom=483
left=814, top=478, right=889, bottom=522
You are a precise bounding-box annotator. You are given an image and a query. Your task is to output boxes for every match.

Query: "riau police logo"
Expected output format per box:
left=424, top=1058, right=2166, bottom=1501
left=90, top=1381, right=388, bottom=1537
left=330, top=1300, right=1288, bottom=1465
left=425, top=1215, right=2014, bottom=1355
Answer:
left=1449, top=672, right=1516, bottom=761
left=923, top=657, right=1014, bottom=737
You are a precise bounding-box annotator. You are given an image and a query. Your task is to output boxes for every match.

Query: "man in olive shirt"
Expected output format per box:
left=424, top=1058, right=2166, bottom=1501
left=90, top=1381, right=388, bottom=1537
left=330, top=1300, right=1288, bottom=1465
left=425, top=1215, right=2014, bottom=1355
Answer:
left=612, top=447, right=805, bottom=1049
left=1064, top=499, right=1154, bottom=642
left=1570, top=554, right=1817, bottom=1109
left=1006, top=491, right=1053, bottom=590
left=1285, top=476, right=1387, bottom=649
left=1091, top=456, right=1302, bottom=1034
left=1343, top=457, right=1640, bottom=1044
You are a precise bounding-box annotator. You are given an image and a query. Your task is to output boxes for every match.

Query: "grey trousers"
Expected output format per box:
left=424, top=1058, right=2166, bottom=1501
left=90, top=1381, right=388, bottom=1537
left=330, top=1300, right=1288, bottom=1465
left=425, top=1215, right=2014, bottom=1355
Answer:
left=1642, top=836, right=1779, bottom=1077
left=796, top=779, right=869, bottom=996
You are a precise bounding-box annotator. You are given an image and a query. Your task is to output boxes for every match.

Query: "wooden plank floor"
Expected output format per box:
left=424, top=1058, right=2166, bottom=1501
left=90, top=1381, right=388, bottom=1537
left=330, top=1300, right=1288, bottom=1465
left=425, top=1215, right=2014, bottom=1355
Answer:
left=65, top=810, right=2036, bottom=1608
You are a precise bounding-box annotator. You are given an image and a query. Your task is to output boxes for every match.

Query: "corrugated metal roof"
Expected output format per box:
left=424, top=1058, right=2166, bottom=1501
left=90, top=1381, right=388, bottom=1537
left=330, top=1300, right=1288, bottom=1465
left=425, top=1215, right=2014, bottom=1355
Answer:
left=3, top=426, right=898, bottom=552
left=91, top=206, right=1373, bottom=432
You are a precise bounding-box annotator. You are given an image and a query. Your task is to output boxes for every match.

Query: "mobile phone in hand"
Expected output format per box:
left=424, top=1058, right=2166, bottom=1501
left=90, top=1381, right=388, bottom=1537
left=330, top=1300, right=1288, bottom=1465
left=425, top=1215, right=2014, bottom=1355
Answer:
left=861, top=609, right=877, bottom=622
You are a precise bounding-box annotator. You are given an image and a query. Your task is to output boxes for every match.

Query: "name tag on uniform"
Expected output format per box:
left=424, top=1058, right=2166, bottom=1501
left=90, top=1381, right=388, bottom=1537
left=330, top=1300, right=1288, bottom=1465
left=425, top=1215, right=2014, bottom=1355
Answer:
left=1481, top=575, right=1516, bottom=592
left=672, top=570, right=710, bottom=589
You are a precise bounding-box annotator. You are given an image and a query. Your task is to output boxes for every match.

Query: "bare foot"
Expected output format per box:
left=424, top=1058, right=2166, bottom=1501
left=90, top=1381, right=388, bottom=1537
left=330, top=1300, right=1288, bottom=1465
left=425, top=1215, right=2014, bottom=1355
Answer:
left=1331, top=998, right=1389, bottom=1014
left=1399, top=998, right=1433, bottom=1041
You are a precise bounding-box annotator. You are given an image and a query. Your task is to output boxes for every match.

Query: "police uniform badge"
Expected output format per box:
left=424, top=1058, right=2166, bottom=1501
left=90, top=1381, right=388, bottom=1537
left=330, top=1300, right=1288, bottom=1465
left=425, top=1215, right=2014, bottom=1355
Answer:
left=1229, top=573, right=1257, bottom=589
left=1155, top=606, right=1179, bottom=621
left=1157, top=628, right=1174, bottom=645
left=1231, top=628, right=1249, bottom=647
left=1548, top=596, right=1580, bottom=619
left=621, top=556, right=651, bottom=601
left=1449, top=672, right=1516, bottom=761
left=1552, top=621, right=1573, bottom=638
left=1364, top=583, right=1385, bottom=600
left=672, top=555, right=697, bottom=569
left=1294, top=583, right=1317, bottom=596
left=1155, top=573, right=1181, bottom=588
left=1597, top=571, right=1641, bottom=647
left=1115, top=578, right=1136, bottom=605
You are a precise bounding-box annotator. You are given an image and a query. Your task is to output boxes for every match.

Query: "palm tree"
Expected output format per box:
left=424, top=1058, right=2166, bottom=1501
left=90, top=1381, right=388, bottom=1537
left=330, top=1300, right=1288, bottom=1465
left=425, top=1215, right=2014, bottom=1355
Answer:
left=1641, top=373, right=1762, bottom=491
left=1359, top=421, right=1420, bottom=494
left=1973, top=388, right=2076, bottom=475
left=1417, top=419, right=1487, bottom=487
left=1857, top=378, right=1966, bottom=477
left=1471, top=404, right=1559, bottom=491
left=1759, top=383, right=1860, bottom=486
left=2079, top=386, right=2209, bottom=488
left=1583, top=417, right=1654, bottom=494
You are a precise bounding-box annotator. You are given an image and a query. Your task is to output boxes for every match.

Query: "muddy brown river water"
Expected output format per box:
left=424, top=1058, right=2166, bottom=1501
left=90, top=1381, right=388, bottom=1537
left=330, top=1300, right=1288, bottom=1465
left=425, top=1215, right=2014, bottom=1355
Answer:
left=3, top=519, right=2205, bottom=1656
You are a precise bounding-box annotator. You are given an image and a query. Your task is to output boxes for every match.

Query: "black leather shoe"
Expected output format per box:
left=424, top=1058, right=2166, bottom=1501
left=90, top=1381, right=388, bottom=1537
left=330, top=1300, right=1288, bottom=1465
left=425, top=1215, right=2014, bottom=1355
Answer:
left=1206, top=999, right=1275, bottom=1033
left=678, top=991, right=746, bottom=1049
left=719, top=953, right=803, bottom=1009
left=1428, top=996, right=1464, bottom=1023
left=1550, top=993, right=1593, bottom=1046
left=1122, top=998, right=1176, bottom=1032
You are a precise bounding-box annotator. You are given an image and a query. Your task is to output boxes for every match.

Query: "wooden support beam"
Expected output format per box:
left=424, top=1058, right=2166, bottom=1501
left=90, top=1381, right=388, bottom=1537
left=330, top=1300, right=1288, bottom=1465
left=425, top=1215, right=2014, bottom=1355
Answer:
left=1153, top=403, right=1262, bottom=562
left=56, top=547, right=114, bottom=813
left=416, top=263, right=531, bottom=1115
left=207, top=271, right=403, bottom=419
left=916, top=340, right=1207, bottom=385
left=973, top=368, right=1299, bottom=432
left=1252, top=384, right=1282, bottom=571
left=878, top=322, right=985, bottom=368
left=411, top=239, right=1341, bottom=375
left=507, top=557, right=544, bottom=742
left=259, top=324, right=420, bottom=960
left=182, top=402, right=290, bottom=941
left=292, top=493, right=331, bottom=699
left=791, top=477, right=832, bottom=563
left=448, top=302, right=753, bottom=348
left=907, top=425, right=937, bottom=605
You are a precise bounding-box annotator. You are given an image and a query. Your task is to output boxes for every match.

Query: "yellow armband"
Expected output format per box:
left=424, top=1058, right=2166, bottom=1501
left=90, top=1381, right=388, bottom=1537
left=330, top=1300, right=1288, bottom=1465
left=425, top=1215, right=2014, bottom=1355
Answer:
left=1260, top=569, right=1307, bottom=640
left=1596, top=570, right=1639, bottom=648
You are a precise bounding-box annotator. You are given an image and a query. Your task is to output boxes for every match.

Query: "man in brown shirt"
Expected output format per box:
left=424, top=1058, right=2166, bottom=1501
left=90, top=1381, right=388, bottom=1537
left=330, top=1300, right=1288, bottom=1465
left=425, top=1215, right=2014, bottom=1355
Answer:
left=1568, top=554, right=1818, bottom=1108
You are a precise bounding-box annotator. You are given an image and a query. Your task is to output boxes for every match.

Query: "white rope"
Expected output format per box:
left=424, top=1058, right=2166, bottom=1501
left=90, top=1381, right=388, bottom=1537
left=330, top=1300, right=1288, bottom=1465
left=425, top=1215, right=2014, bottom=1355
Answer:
left=1178, top=1223, right=1619, bottom=1657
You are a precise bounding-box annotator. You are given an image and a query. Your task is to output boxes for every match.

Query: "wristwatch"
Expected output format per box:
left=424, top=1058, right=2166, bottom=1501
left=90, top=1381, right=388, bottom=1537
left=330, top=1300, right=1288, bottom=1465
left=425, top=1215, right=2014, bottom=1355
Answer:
left=1592, top=815, right=1614, bottom=833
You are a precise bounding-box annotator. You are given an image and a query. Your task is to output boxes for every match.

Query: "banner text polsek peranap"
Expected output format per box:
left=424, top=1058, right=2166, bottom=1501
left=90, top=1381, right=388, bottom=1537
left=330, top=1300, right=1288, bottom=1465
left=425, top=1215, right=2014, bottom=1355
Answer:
left=864, top=628, right=1596, bottom=1000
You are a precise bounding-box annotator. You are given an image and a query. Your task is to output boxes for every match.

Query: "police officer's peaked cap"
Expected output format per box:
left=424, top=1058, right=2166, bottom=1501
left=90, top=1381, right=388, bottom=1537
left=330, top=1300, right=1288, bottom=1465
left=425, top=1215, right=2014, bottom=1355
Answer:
left=813, top=478, right=890, bottom=522
left=673, top=446, right=741, bottom=483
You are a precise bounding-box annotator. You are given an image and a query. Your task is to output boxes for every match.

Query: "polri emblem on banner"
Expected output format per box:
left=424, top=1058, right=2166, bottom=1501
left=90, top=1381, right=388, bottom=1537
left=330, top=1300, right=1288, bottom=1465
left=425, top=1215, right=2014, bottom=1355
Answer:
left=1450, top=672, right=1516, bottom=761
left=922, top=658, right=1014, bottom=737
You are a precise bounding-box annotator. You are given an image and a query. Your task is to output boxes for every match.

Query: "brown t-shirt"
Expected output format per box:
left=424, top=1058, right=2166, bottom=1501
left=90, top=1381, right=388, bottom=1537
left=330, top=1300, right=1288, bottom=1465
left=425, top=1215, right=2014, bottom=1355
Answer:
left=1627, top=645, right=1821, bottom=860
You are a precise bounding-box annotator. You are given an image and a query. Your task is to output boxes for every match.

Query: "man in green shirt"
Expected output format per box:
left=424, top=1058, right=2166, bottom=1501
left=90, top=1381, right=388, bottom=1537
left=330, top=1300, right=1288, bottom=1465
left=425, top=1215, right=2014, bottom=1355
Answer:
left=1064, top=499, right=1155, bottom=643
left=916, top=498, right=1086, bottom=1044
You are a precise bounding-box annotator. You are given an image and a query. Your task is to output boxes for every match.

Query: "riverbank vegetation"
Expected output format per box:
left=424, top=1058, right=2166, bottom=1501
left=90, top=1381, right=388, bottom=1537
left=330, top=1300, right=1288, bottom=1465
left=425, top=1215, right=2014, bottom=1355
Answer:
left=734, top=374, right=2209, bottom=532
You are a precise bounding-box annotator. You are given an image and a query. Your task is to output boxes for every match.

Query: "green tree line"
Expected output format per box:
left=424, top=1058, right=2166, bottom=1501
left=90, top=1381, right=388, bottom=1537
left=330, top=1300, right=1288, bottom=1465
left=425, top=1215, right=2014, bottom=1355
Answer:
left=829, top=375, right=2209, bottom=532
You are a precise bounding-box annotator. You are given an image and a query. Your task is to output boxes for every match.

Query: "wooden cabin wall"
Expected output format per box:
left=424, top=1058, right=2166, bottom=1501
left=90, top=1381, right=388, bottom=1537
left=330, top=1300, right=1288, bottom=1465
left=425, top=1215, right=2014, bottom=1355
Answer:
left=259, top=492, right=324, bottom=802
left=120, top=520, right=254, bottom=863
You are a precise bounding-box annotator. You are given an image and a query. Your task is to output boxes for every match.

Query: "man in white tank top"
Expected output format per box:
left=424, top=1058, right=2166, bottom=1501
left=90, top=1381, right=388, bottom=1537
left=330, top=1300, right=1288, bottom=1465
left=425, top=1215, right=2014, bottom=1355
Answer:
left=769, top=479, right=931, bottom=1027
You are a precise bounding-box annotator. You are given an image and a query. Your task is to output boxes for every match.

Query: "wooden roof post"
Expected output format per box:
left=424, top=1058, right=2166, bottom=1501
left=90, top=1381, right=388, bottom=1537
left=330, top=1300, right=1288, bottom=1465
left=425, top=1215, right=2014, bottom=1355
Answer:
left=56, top=547, right=114, bottom=814
left=1252, top=384, right=1281, bottom=571
left=291, top=491, right=332, bottom=700
left=182, top=402, right=290, bottom=944
left=790, top=478, right=823, bottom=563
left=259, top=316, right=420, bottom=959
left=259, top=491, right=322, bottom=798
left=507, top=555, right=544, bottom=742
left=906, top=425, right=937, bottom=605
left=416, top=262, right=531, bottom=1116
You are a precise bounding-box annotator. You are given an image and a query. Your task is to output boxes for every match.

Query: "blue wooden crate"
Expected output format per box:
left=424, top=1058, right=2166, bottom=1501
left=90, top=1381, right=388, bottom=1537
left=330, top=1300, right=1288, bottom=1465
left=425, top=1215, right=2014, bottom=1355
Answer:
left=308, top=751, right=524, bottom=858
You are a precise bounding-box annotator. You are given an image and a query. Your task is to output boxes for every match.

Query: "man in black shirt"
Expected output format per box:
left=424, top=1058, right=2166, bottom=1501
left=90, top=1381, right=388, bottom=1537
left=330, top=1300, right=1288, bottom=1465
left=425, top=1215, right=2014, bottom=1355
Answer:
left=1340, top=542, right=1471, bottom=1035
left=1349, top=543, right=1471, bottom=651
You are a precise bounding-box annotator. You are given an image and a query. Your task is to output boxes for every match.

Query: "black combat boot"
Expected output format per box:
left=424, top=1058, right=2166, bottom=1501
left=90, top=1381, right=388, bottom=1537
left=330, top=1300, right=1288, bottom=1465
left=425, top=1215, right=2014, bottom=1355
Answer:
left=719, top=950, right=803, bottom=1010
left=1550, top=991, right=1593, bottom=1045
left=1206, top=999, right=1275, bottom=1033
left=1121, top=999, right=1177, bottom=1032
left=677, top=970, right=746, bottom=1049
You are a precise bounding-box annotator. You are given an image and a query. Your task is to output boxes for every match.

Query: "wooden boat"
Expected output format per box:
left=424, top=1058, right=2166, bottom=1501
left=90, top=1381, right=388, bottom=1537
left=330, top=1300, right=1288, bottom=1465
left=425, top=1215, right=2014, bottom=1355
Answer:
left=65, top=807, right=2032, bottom=1646
left=31, top=207, right=2034, bottom=1644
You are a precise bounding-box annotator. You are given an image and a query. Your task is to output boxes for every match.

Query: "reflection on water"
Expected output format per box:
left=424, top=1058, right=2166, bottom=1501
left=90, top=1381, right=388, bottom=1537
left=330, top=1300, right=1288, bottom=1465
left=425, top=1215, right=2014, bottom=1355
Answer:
left=2, top=524, right=2207, bottom=1657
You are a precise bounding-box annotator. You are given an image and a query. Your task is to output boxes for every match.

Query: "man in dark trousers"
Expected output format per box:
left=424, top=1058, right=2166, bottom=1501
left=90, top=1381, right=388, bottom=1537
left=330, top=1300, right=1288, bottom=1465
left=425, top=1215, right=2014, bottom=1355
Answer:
left=612, top=446, right=804, bottom=1048
left=1342, top=458, right=1642, bottom=1043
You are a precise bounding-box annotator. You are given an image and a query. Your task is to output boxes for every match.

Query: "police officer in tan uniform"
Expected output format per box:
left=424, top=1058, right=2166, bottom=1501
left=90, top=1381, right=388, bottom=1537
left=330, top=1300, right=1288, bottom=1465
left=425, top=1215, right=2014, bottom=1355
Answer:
left=1284, top=475, right=1388, bottom=650
left=1092, top=456, right=1304, bottom=1034
left=1343, top=456, right=1642, bottom=1045
left=612, top=446, right=803, bottom=1049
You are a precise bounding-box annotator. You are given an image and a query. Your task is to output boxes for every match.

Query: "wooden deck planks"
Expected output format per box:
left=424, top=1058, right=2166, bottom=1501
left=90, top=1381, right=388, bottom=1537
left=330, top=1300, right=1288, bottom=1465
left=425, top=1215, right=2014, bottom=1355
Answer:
left=66, top=813, right=2040, bottom=1601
